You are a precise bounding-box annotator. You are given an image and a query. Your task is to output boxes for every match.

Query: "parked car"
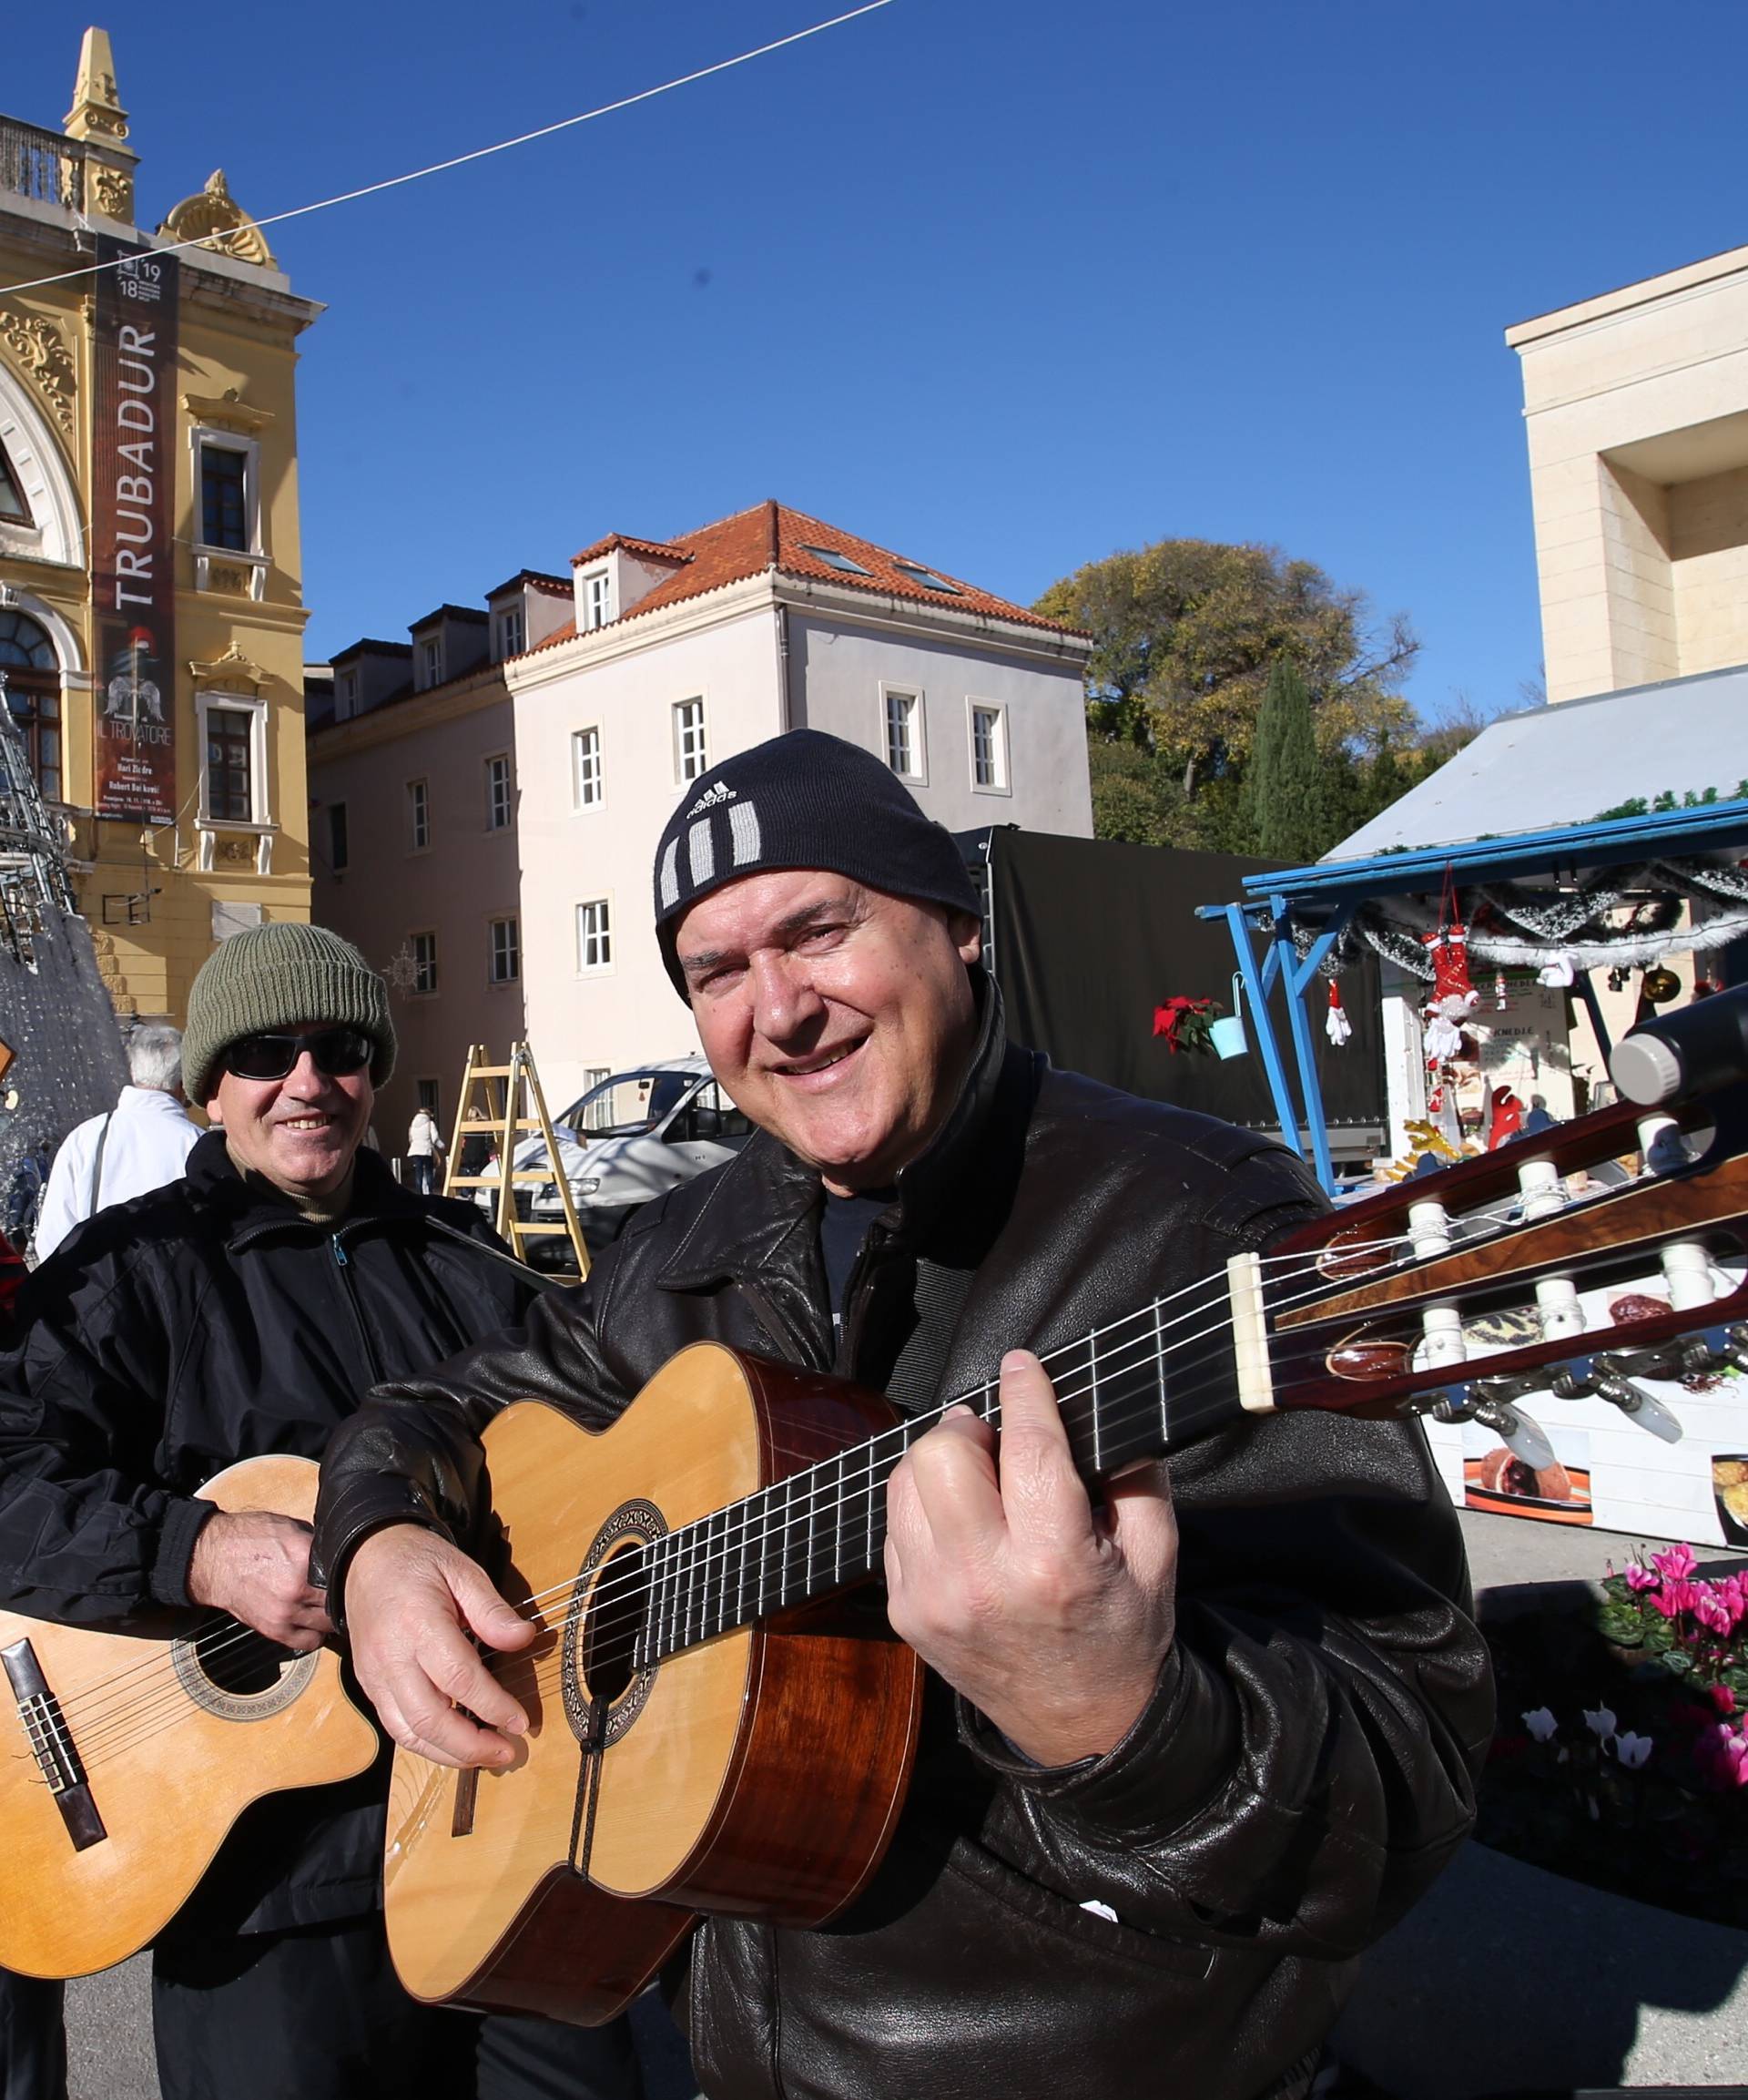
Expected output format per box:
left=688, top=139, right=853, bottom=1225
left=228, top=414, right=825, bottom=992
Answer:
left=477, top=1056, right=753, bottom=1262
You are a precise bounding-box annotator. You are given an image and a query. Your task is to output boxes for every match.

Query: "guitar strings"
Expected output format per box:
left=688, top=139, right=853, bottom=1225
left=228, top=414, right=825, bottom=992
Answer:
left=12, top=1186, right=1606, bottom=1766
left=25, top=1160, right=1672, bottom=1771
left=32, top=1249, right=1316, bottom=1766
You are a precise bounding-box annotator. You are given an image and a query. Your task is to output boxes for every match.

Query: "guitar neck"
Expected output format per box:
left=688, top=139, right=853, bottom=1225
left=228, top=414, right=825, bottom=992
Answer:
left=636, top=1296, right=1234, bottom=1667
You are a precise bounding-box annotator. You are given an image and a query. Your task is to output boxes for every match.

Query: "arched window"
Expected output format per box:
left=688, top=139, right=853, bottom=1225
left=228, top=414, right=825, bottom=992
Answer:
left=0, top=443, right=30, bottom=525
left=0, top=609, right=62, bottom=803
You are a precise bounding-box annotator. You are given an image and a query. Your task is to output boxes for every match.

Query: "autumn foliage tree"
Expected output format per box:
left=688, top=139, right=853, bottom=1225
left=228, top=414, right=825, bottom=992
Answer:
left=1035, top=537, right=1437, bottom=854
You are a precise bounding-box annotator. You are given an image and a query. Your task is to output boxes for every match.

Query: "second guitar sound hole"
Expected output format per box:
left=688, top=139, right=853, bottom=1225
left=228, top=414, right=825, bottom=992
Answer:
left=582, top=1543, right=649, bottom=1704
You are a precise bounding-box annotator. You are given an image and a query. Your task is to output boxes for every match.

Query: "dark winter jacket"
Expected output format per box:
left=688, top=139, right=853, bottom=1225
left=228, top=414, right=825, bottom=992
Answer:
left=0, top=1131, right=542, bottom=1935
left=315, top=982, right=1494, bottom=2100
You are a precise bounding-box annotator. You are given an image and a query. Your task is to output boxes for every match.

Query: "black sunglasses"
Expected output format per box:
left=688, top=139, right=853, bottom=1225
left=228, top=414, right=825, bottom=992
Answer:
left=221, top=1027, right=374, bottom=1083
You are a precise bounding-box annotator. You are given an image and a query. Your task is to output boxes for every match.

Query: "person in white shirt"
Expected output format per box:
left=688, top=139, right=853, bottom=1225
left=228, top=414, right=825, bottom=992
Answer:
left=404, top=1105, right=444, bottom=1195
left=35, top=1025, right=200, bottom=1259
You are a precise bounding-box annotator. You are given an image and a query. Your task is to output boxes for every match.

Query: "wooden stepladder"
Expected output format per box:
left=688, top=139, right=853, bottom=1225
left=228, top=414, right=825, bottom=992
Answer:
left=443, top=1042, right=590, bottom=1278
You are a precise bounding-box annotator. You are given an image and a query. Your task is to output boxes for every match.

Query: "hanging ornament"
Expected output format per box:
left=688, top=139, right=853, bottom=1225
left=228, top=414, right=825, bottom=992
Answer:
left=1326, top=980, right=1352, bottom=1047
left=1493, top=970, right=1509, bottom=1011
left=1423, top=1011, right=1464, bottom=1063
left=1641, top=964, right=1681, bottom=1005
left=1536, top=952, right=1576, bottom=989
left=1607, top=965, right=1629, bottom=994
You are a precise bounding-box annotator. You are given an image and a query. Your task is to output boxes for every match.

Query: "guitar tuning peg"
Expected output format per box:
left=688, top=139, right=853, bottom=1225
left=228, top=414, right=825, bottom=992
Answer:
left=1473, top=1399, right=1557, bottom=1473
left=1593, top=1372, right=1685, bottom=1443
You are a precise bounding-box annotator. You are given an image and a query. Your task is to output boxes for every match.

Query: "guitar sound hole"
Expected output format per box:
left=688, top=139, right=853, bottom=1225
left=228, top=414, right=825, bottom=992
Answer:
left=192, top=1620, right=295, bottom=1697
left=582, top=1543, right=648, bottom=1705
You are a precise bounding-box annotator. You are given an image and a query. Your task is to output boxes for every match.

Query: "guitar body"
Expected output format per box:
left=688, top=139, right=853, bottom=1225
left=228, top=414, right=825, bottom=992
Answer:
left=0, top=1453, right=379, bottom=1979
left=383, top=1347, right=924, bottom=2022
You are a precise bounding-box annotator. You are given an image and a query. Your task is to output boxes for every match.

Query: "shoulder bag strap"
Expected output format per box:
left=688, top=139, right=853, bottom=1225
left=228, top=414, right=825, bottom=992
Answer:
left=88, top=1114, right=114, bottom=1215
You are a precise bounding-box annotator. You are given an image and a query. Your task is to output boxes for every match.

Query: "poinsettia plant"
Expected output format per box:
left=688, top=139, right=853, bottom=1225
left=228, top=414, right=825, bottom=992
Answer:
left=1478, top=1544, right=1748, bottom=1925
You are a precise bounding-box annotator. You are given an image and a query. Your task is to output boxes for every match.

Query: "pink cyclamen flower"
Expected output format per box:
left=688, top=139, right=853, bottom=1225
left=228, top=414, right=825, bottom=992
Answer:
left=1652, top=1543, right=1699, bottom=1583
left=1693, top=1591, right=1738, bottom=1636
left=1712, top=1685, right=1739, bottom=1717
left=1695, top=1725, right=1748, bottom=1789
left=1650, top=1582, right=1699, bottom=1619
left=1624, top=1564, right=1660, bottom=1593
left=1612, top=1732, right=1653, bottom=1769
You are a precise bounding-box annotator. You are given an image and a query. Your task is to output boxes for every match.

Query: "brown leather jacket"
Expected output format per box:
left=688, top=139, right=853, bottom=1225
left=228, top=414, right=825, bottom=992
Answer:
left=314, top=981, right=1493, bottom=2100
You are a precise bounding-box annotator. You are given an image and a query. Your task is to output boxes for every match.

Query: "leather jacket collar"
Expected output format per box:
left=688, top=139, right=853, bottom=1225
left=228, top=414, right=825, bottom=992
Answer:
left=655, top=969, right=1030, bottom=1294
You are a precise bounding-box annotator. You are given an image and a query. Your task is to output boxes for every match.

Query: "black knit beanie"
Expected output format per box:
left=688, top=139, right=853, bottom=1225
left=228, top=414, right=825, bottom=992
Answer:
left=653, top=729, right=980, bottom=997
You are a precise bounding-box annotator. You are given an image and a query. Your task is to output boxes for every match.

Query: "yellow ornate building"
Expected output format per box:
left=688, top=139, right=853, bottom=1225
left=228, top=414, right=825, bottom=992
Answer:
left=0, top=29, right=319, bottom=1027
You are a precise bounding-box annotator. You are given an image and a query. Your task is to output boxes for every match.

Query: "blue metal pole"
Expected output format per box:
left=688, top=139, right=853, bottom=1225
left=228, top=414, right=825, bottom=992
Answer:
left=1214, top=903, right=1304, bottom=1158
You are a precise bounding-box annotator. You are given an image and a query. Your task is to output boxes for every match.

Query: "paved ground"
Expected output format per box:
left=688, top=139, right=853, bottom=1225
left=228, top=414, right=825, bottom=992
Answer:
left=56, top=1511, right=1748, bottom=2099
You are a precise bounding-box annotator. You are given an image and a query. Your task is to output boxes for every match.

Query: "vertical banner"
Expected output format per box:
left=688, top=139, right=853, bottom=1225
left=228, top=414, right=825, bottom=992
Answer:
left=92, top=237, right=178, bottom=823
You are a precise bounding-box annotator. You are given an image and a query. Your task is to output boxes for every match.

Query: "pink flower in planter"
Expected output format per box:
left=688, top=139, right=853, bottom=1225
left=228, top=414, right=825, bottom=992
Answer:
left=1694, top=1723, right=1748, bottom=1790
left=1652, top=1543, right=1699, bottom=1583
left=1650, top=1580, right=1701, bottom=1619
left=1624, top=1564, right=1661, bottom=1593
left=1712, top=1685, right=1739, bottom=1717
left=1693, top=1589, right=1738, bottom=1636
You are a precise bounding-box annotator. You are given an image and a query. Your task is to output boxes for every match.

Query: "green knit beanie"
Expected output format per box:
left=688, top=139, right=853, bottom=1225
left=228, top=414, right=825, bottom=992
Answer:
left=183, top=923, right=396, bottom=1105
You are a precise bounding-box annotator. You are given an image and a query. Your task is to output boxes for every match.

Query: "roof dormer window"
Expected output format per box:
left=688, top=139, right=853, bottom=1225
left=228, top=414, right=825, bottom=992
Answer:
left=419, top=637, right=442, bottom=688
left=582, top=570, right=613, bottom=631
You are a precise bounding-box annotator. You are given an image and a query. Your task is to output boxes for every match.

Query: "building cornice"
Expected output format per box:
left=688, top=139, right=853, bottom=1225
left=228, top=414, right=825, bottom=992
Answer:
left=1506, top=242, right=1748, bottom=352
left=308, top=665, right=511, bottom=755
left=505, top=571, right=1088, bottom=695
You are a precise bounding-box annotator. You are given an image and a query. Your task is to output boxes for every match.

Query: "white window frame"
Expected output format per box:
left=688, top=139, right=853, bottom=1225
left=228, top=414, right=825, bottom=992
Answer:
left=494, top=605, right=525, bottom=660
left=672, top=697, right=708, bottom=786
left=418, top=636, right=443, bottom=690
left=580, top=1065, right=613, bottom=1129
left=880, top=683, right=926, bottom=784
left=967, top=698, right=1011, bottom=796
left=483, top=751, right=513, bottom=831
left=407, top=776, right=430, bottom=853
left=581, top=567, right=612, bottom=631
left=410, top=929, right=440, bottom=997
left=571, top=725, right=604, bottom=810
left=188, top=425, right=267, bottom=600
left=574, top=894, right=614, bottom=974
left=334, top=669, right=357, bottom=720
left=194, top=688, right=274, bottom=872
left=487, top=914, right=521, bottom=985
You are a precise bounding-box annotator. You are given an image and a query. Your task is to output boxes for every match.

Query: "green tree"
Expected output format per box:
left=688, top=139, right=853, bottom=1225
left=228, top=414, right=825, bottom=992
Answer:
left=1245, top=658, right=1327, bottom=861
left=1036, top=537, right=1418, bottom=807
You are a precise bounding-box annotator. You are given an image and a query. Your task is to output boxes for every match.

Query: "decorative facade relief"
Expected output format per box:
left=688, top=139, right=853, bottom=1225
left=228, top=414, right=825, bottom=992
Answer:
left=158, top=170, right=276, bottom=269
left=0, top=311, right=76, bottom=440
left=188, top=643, right=268, bottom=691
left=86, top=163, right=133, bottom=221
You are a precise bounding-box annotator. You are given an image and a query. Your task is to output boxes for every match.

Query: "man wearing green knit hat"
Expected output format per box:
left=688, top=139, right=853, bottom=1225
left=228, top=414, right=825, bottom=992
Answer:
left=0, top=924, right=649, bottom=2100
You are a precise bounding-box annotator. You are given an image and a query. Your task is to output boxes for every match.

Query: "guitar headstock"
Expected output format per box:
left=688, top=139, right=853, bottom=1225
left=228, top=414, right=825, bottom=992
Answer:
left=1266, top=1086, right=1748, bottom=1422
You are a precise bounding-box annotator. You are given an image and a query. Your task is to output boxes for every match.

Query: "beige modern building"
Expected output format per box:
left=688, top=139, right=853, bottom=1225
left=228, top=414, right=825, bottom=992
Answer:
left=308, top=505, right=1092, bottom=1140
left=1507, top=243, right=1748, bottom=703
left=1, top=29, right=320, bottom=1028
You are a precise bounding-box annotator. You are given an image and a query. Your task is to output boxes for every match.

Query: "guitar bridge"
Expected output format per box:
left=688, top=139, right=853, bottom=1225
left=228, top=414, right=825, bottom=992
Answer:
left=4, top=1636, right=107, bottom=1852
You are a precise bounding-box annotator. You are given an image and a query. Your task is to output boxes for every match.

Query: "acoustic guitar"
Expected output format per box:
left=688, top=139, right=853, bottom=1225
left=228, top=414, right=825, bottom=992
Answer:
left=381, top=1089, right=1748, bottom=2024
left=0, top=1453, right=379, bottom=1979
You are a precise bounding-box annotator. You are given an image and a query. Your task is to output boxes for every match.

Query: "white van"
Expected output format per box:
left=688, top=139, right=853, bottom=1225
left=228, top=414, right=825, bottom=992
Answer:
left=478, top=1056, right=753, bottom=1261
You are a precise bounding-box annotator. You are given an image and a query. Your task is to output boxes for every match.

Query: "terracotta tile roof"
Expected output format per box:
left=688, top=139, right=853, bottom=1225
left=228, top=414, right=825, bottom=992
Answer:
left=570, top=533, right=692, bottom=568
left=528, top=503, right=1076, bottom=655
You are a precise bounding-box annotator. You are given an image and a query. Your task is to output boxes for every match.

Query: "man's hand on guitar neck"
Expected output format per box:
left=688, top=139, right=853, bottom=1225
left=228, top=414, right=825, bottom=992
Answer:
left=188, top=1510, right=336, bottom=1651
left=885, top=1350, right=1179, bottom=1769
left=341, top=1526, right=534, bottom=1768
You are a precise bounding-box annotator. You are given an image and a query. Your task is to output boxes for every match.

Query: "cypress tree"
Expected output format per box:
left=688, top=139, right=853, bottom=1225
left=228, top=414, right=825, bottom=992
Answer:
left=1248, top=658, right=1327, bottom=861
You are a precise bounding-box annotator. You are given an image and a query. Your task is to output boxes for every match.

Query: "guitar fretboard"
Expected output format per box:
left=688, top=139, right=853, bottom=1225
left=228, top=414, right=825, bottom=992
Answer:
left=634, top=1290, right=1240, bottom=1667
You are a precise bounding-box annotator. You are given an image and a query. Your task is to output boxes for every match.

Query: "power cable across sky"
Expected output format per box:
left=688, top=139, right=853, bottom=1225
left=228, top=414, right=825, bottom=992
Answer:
left=0, top=1, right=895, bottom=298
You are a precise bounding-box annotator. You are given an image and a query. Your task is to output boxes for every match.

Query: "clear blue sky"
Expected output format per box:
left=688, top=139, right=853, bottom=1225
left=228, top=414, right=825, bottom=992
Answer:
left=9, top=2, right=1747, bottom=725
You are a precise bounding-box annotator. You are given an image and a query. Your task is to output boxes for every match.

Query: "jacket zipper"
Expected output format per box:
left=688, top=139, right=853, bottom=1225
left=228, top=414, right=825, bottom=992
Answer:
left=737, top=1276, right=830, bottom=1371
left=330, top=1232, right=387, bottom=1385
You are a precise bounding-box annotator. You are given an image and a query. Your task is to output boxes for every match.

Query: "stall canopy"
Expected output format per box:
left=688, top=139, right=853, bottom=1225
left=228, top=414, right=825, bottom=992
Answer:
left=1198, top=666, right=1748, bottom=1193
